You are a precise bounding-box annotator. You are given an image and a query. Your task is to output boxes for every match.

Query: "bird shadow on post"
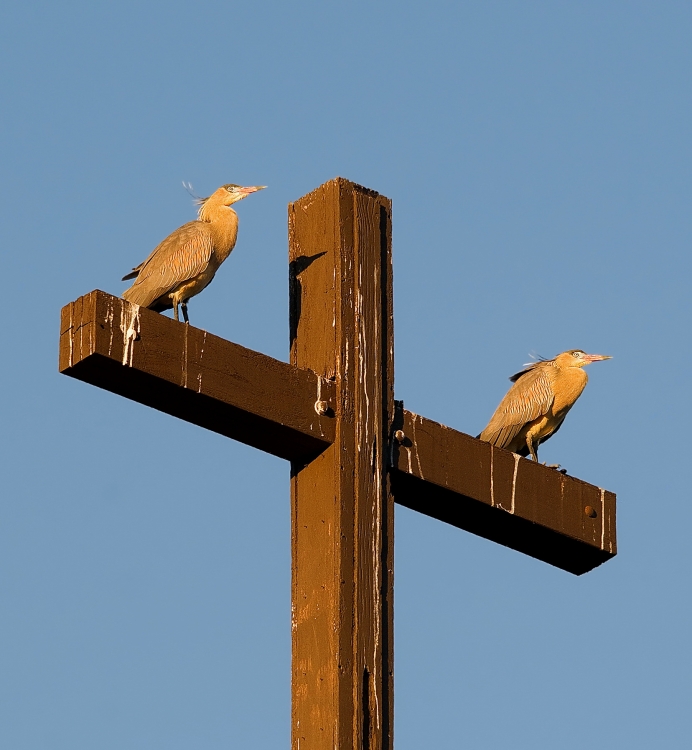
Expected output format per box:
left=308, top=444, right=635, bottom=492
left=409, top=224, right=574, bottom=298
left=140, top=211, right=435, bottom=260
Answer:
left=289, top=252, right=327, bottom=350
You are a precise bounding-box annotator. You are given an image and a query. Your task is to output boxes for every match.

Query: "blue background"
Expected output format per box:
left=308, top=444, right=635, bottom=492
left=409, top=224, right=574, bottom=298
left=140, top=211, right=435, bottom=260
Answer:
left=1, top=2, right=690, bottom=747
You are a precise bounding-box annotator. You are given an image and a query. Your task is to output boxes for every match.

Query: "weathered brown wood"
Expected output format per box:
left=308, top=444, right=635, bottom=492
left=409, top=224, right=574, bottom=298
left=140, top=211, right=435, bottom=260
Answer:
left=58, top=290, right=617, bottom=576
left=289, top=179, right=394, bottom=749
left=391, top=407, right=616, bottom=575
left=59, top=290, right=335, bottom=461
left=58, top=287, right=617, bottom=578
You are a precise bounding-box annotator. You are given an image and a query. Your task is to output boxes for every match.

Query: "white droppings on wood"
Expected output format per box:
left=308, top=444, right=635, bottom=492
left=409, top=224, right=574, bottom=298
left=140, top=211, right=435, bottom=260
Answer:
left=299, top=195, right=316, bottom=212
left=333, top=267, right=337, bottom=329
left=79, top=313, right=84, bottom=367
left=600, top=488, right=606, bottom=550
left=197, top=331, right=206, bottom=393
left=314, top=375, right=327, bottom=436
left=119, top=303, right=140, bottom=366
left=106, top=298, right=115, bottom=357
left=68, top=304, right=74, bottom=367
left=509, top=453, right=520, bottom=514
left=356, top=286, right=371, bottom=441
left=409, top=413, right=424, bottom=480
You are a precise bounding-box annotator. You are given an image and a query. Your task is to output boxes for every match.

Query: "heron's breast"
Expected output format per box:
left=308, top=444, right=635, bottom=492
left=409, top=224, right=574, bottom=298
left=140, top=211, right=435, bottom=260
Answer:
left=525, top=414, right=563, bottom=442
left=210, top=217, right=239, bottom=264
left=170, top=264, right=219, bottom=301
left=551, top=368, right=588, bottom=415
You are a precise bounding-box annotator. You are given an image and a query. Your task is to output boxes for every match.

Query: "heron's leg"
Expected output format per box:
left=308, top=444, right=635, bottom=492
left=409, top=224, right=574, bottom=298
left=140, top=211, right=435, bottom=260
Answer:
left=173, top=302, right=179, bottom=322
left=181, top=301, right=189, bottom=324
left=526, top=434, right=539, bottom=463
left=528, top=433, right=562, bottom=470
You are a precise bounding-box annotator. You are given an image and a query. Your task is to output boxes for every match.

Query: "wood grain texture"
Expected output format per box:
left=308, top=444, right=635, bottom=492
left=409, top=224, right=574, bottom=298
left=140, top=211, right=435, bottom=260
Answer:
left=59, top=290, right=335, bottom=461
left=289, top=179, right=394, bottom=750
left=391, top=407, right=616, bottom=575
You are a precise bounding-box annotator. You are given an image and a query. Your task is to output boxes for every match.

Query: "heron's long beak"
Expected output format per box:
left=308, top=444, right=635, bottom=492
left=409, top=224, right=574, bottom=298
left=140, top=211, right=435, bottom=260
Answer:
left=238, top=185, right=267, bottom=195
left=584, top=354, right=612, bottom=362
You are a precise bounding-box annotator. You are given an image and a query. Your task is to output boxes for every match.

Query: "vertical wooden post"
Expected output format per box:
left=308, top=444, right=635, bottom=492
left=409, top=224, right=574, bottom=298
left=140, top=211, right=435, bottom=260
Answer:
left=289, top=179, right=395, bottom=750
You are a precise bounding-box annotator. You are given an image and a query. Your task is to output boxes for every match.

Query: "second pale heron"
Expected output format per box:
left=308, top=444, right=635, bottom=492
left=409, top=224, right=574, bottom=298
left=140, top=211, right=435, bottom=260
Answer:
left=478, top=349, right=611, bottom=465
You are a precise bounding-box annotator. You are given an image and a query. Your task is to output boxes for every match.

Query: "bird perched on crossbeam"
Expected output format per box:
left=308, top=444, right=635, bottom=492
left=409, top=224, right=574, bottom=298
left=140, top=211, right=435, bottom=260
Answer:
left=122, top=183, right=266, bottom=323
left=478, top=350, right=611, bottom=465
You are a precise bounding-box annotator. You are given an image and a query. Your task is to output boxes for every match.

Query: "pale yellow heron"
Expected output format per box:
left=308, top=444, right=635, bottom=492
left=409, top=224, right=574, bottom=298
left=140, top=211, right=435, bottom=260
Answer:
left=122, top=183, right=266, bottom=323
left=478, top=350, right=611, bottom=464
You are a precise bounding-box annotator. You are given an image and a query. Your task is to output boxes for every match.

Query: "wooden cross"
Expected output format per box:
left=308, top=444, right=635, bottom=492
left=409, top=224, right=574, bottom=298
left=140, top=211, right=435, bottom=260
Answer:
left=59, top=178, right=616, bottom=750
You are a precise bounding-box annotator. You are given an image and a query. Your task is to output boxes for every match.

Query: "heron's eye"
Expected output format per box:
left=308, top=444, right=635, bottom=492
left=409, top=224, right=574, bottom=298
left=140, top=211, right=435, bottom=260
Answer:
left=572, top=351, right=582, bottom=358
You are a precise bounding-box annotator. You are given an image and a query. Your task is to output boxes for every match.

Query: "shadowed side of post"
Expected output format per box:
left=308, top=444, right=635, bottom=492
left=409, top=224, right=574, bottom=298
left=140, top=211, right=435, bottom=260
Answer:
left=289, top=179, right=394, bottom=750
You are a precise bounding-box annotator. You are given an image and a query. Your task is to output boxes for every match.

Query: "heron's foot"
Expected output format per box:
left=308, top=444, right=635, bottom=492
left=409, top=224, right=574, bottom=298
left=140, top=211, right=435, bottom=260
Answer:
left=540, top=462, right=564, bottom=471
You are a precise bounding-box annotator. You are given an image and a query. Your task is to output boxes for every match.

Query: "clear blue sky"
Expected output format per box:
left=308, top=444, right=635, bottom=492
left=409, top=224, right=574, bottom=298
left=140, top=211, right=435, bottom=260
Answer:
left=1, top=1, right=690, bottom=747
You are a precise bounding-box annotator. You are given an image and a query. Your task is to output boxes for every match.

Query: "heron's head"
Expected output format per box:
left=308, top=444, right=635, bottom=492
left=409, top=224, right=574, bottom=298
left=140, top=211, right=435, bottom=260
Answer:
left=196, top=184, right=267, bottom=212
left=220, top=184, right=267, bottom=205
left=557, top=350, right=612, bottom=369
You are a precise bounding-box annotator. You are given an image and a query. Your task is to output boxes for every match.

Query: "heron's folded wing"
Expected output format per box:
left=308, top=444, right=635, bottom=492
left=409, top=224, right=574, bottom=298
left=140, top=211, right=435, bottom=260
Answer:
left=122, top=222, right=214, bottom=308
left=479, top=366, right=554, bottom=449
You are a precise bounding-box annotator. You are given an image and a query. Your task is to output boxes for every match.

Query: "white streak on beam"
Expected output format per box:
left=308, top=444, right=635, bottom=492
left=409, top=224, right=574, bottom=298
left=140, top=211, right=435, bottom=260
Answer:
left=197, top=331, right=206, bottom=393
left=68, top=304, right=74, bottom=367
left=510, top=453, right=519, bottom=514
left=106, top=298, right=114, bottom=357
left=410, top=413, right=424, bottom=480
left=600, top=488, right=606, bottom=550
left=119, top=303, right=140, bottom=367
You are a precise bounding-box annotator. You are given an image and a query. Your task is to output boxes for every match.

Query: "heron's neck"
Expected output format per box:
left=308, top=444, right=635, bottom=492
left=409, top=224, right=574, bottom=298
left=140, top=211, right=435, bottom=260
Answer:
left=198, top=199, right=237, bottom=223
left=198, top=202, right=239, bottom=261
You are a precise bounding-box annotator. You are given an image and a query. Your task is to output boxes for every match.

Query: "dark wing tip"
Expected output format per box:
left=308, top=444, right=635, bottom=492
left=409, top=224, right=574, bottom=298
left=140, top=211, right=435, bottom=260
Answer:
left=508, top=356, right=553, bottom=382
left=509, top=367, right=532, bottom=383
left=121, top=270, right=138, bottom=281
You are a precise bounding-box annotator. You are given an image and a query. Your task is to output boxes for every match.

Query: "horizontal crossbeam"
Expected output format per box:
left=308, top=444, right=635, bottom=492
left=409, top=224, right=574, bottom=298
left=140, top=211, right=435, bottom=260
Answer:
left=59, top=291, right=335, bottom=461
left=59, top=290, right=616, bottom=575
left=390, top=408, right=616, bottom=575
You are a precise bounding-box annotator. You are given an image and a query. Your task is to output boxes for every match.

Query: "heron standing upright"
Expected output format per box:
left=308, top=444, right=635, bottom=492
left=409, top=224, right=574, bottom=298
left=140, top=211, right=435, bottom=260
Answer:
left=478, top=350, right=611, bottom=464
left=122, top=183, right=266, bottom=323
